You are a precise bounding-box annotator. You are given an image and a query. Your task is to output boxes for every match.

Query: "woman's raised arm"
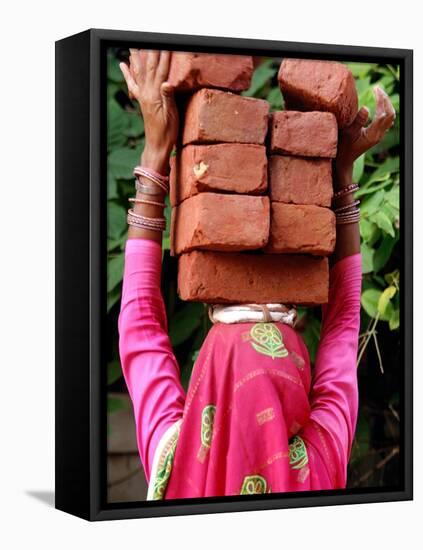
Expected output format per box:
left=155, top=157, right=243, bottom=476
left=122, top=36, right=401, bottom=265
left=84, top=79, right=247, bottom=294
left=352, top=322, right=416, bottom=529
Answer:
left=301, top=88, right=396, bottom=487
left=117, top=50, right=185, bottom=482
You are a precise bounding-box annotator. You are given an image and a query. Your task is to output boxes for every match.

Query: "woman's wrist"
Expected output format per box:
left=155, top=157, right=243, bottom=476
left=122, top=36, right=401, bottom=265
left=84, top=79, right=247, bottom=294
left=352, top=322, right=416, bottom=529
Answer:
left=333, top=163, right=353, bottom=190
left=141, top=147, right=172, bottom=176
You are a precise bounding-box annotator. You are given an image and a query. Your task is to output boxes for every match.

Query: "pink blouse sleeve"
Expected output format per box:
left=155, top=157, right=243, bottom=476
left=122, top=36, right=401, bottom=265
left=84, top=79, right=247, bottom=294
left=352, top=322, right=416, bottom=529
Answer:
left=118, top=238, right=185, bottom=483
left=301, top=252, right=362, bottom=487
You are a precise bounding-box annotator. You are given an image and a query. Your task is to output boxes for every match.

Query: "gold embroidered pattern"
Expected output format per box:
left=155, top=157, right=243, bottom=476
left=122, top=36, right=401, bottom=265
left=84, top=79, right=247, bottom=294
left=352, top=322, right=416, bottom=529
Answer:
left=197, top=404, right=216, bottom=464
left=289, top=435, right=308, bottom=470
left=249, top=323, right=288, bottom=359
left=240, top=474, right=270, bottom=495
left=256, top=407, right=275, bottom=425
left=151, top=426, right=180, bottom=500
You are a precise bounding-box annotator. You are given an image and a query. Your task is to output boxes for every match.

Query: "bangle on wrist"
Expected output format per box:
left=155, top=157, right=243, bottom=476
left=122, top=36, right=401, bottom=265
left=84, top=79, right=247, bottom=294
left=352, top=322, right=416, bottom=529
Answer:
left=332, top=183, right=359, bottom=201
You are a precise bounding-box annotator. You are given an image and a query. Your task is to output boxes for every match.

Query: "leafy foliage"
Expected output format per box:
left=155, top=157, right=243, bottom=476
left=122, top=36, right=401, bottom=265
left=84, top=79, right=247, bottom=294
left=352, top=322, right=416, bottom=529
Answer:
left=106, top=50, right=401, bottom=488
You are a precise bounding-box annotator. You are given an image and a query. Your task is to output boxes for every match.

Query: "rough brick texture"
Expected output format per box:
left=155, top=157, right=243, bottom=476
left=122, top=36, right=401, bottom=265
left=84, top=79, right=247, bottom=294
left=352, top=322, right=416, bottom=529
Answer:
left=171, top=193, right=270, bottom=255
left=279, top=58, right=358, bottom=128
left=182, top=89, right=270, bottom=146
left=269, top=155, right=333, bottom=207
left=178, top=250, right=329, bottom=305
left=265, top=203, right=336, bottom=256
left=169, top=143, right=268, bottom=206
left=269, top=111, right=338, bottom=158
left=168, top=52, right=253, bottom=92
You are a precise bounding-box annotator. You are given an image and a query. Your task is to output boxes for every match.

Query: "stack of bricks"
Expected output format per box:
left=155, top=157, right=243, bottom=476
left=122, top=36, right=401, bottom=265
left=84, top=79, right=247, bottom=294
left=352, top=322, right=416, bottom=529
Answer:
left=168, top=53, right=358, bottom=305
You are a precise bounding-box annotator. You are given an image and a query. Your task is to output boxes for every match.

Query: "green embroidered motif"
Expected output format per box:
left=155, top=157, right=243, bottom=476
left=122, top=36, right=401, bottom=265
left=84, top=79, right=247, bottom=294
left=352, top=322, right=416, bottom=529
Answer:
left=289, top=435, right=308, bottom=470
left=201, top=404, right=216, bottom=448
left=240, top=475, right=269, bottom=495
left=152, top=431, right=179, bottom=500
left=249, top=323, right=288, bottom=359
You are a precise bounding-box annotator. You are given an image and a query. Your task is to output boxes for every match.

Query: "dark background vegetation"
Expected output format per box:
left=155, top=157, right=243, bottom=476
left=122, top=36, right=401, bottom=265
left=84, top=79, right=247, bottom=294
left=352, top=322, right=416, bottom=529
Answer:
left=106, top=49, right=401, bottom=501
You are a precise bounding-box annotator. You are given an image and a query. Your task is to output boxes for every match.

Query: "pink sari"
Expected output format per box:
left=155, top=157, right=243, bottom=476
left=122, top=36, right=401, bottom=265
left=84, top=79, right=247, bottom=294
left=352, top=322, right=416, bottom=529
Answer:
left=118, top=239, right=362, bottom=499
left=165, top=321, right=338, bottom=497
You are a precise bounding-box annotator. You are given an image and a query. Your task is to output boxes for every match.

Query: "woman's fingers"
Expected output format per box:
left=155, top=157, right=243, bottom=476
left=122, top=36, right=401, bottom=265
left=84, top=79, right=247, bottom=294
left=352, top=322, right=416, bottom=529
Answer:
left=344, top=106, right=370, bottom=141
left=129, top=49, right=143, bottom=84
left=119, top=62, right=138, bottom=99
left=374, top=86, right=396, bottom=130
left=156, top=51, right=171, bottom=84
left=145, top=50, right=160, bottom=85
left=361, top=86, right=396, bottom=146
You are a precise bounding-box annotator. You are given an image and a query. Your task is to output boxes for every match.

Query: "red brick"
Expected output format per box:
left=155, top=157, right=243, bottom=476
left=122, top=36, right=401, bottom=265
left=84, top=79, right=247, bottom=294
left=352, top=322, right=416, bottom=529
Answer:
left=168, top=52, right=253, bottom=92
left=269, top=111, right=338, bottom=158
left=181, top=88, right=269, bottom=146
left=279, top=59, right=358, bottom=128
left=269, top=155, right=333, bottom=207
left=169, top=143, right=267, bottom=206
left=170, top=193, right=270, bottom=255
left=178, top=250, right=329, bottom=305
left=264, top=203, right=336, bottom=256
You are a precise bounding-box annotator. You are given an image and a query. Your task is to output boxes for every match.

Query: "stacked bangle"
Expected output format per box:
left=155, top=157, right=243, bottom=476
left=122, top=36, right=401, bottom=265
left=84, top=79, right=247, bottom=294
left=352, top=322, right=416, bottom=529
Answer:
left=335, top=209, right=361, bottom=225
left=134, top=165, right=170, bottom=194
left=333, top=183, right=359, bottom=201
left=332, top=182, right=361, bottom=225
left=127, top=209, right=166, bottom=232
left=127, top=164, right=170, bottom=232
left=135, top=180, right=166, bottom=196
left=333, top=199, right=360, bottom=213
left=129, top=197, right=166, bottom=208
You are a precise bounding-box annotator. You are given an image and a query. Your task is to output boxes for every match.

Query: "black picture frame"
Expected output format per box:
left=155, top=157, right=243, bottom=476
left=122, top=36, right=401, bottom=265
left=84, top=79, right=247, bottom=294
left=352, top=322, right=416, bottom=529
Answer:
left=55, top=28, right=413, bottom=521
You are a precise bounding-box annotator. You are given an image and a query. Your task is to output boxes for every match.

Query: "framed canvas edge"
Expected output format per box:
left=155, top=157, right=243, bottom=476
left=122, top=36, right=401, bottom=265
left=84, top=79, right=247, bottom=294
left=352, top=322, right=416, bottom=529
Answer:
left=56, top=28, right=413, bottom=521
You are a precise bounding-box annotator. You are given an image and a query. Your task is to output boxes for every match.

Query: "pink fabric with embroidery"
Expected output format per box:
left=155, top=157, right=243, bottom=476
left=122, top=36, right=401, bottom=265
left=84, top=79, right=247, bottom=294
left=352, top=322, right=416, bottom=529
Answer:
left=118, top=238, right=362, bottom=496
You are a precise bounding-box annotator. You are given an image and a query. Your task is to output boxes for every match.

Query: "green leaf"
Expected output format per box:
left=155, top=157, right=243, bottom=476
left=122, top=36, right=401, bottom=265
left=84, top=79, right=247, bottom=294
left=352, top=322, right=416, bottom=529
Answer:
left=108, top=234, right=126, bottom=253
left=386, top=185, right=400, bottom=209
left=108, top=99, right=128, bottom=150
left=361, top=242, right=375, bottom=274
left=361, top=288, right=382, bottom=319
left=382, top=203, right=399, bottom=224
left=374, top=210, right=395, bottom=237
left=107, top=285, right=121, bottom=313
left=301, top=315, right=321, bottom=364
left=373, top=235, right=397, bottom=273
left=108, top=54, right=124, bottom=84
left=266, top=87, right=283, bottom=110
left=107, top=83, right=120, bottom=101
left=242, top=59, right=276, bottom=97
left=389, top=308, right=400, bottom=330
left=353, top=153, right=365, bottom=183
left=367, top=156, right=399, bottom=185
left=355, top=76, right=371, bottom=97
left=108, top=253, right=124, bottom=293
left=378, top=285, right=396, bottom=315
left=123, top=112, right=144, bottom=137
left=361, top=189, right=385, bottom=217
left=169, top=303, right=204, bottom=347
left=345, top=62, right=374, bottom=79
left=108, top=360, right=122, bottom=385
left=355, top=178, right=393, bottom=198
left=359, top=218, right=375, bottom=243
left=107, top=395, right=127, bottom=414
left=385, top=269, right=400, bottom=287
left=371, top=125, right=399, bottom=153
left=108, top=171, right=118, bottom=200
left=108, top=202, right=126, bottom=240
left=108, top=147, right=141, bottom=180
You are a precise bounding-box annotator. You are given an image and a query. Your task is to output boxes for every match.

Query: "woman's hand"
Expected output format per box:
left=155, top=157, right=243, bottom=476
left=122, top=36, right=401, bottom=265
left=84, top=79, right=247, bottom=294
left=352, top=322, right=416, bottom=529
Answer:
left=119, top=49, right=179, bottom=174
left=334, top=85, right=396, bottom=188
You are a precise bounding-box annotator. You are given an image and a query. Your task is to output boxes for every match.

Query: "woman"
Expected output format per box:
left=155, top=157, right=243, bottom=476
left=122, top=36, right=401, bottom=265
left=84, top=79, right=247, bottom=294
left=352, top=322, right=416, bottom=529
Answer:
left=118, top=49, right=396, bottom=500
